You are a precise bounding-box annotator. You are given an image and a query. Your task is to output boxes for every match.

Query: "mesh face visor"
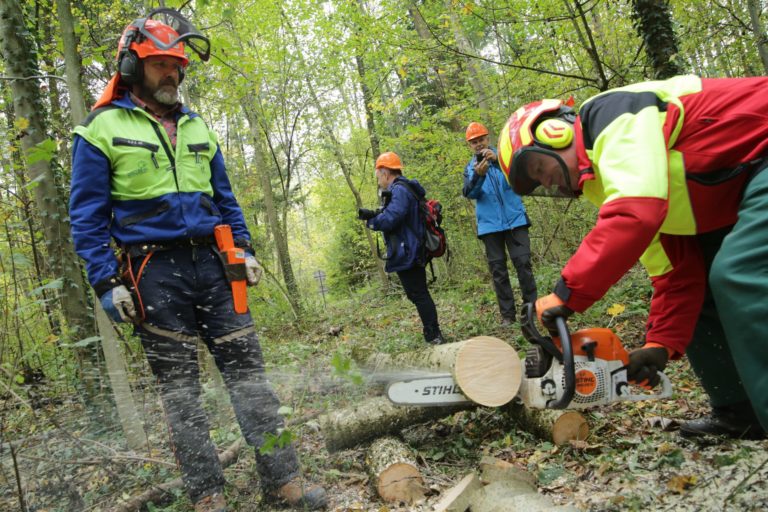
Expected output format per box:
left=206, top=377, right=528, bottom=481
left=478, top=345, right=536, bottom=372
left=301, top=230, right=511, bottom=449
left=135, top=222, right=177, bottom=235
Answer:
left=141, top=8, right=210, bottom=61
left=512, top=147, right=577, bottom=198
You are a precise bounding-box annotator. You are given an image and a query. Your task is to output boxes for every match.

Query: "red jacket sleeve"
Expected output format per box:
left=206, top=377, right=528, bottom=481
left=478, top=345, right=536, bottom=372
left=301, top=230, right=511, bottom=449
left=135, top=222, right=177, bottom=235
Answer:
left=560, top=196, right=667, bottom=311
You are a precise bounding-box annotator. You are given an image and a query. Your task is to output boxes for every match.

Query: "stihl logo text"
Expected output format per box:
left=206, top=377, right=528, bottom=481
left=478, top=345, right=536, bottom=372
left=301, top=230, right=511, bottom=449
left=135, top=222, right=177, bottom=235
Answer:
left=421, top=385, right=462, bottom=396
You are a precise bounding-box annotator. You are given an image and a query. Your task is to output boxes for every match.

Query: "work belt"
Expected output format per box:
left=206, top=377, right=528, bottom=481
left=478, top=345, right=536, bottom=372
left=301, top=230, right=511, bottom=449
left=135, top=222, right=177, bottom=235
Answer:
left=123, top=236, right=216, bottom=258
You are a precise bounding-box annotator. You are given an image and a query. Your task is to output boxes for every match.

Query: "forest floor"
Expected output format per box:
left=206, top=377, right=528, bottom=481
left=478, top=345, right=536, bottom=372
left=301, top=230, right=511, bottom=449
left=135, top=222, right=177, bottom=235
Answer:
left=1, top=274, right=766, bottom=511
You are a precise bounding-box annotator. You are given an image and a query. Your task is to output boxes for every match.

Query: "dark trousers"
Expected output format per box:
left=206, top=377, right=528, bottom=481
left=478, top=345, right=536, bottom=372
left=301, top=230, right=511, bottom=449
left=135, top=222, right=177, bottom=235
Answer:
left=131, top=246, right=298, bottom=503
left=396, top=265, right=441, bottom=342
left=481, top=227, right=537, bottom=320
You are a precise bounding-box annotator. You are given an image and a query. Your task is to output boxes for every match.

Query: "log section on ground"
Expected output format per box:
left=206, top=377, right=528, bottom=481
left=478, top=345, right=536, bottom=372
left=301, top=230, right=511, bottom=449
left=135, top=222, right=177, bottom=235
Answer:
left=358, top=336, right=522, bottom=407
left=502, top=401, right=590, bottom=445
left=433, top=472, right=483, bottom=512
left=319, top=396, right=474, bottom=452
left=366, top=436, right=426, bottom=504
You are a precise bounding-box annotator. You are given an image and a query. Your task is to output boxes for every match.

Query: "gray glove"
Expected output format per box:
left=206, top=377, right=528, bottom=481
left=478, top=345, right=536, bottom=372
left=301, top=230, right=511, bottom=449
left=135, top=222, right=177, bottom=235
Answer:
left=100, top=285, right=137, bottom=323
left=245, top=255, right=263, bottom=286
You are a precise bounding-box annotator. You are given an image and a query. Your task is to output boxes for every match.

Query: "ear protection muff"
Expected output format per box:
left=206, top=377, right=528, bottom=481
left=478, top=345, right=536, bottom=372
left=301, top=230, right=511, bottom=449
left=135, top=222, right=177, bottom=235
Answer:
left=534, top=117, right=574, bottom=149
left=118, top=27, right=142, bottom=86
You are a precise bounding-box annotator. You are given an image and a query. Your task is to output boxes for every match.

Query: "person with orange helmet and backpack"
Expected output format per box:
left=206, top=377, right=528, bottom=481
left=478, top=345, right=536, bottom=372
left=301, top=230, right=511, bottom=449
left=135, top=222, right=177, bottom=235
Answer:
left=68, top=9, right=326, bottom=511
left=498, top=75, right=768, bottom=440
left=358, top=152, right=445, bottom=345
left=462, top=122, right=537, bottom=326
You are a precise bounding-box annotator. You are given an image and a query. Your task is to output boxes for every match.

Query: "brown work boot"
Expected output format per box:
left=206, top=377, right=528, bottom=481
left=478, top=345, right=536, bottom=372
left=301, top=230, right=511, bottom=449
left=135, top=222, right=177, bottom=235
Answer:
left=269, top=477, right=327, bottom=510
left=194, top=492, right=227, bottom=512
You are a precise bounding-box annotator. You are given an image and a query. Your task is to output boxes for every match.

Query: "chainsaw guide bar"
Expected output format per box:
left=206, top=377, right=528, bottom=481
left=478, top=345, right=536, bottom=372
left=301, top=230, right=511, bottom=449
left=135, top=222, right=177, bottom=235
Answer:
left=386, top=374, right=470, bottom=406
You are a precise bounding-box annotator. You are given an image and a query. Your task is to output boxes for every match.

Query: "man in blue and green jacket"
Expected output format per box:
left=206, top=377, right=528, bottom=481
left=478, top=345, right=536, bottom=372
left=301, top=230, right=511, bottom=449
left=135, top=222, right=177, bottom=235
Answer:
left=69, top=11, right=325, bottom=512
left=462, top=122, right=537, bottom=326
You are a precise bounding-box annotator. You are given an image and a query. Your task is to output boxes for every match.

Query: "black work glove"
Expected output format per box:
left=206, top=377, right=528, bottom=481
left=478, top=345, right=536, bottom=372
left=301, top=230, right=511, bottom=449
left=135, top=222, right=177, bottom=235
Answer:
left=357, top=208, right=378, bottom=221
left=535, top=293, right=574, bottom=334
left=627, top=345, right=670, bottom=388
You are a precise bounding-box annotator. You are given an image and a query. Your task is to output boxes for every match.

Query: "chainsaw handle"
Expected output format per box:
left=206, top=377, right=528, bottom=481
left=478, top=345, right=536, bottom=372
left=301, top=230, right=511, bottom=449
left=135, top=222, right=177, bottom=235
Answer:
left=621, top=371, right=673, bottom=401
left=547, top=316, right=575, bottom=410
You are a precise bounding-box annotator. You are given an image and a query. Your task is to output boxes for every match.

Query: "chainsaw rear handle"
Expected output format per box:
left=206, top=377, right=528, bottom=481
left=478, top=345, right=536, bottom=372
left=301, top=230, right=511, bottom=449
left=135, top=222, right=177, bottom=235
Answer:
left=621, top=371, right=673, bottom=401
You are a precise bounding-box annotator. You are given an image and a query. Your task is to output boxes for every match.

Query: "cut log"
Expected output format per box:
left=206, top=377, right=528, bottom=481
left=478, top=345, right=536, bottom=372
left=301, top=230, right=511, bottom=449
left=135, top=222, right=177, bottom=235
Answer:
left=503, top=401, right=589, bottom=445
left=478, top=456, right=536, bottom=487
left=320, top=395, right=473, bottom=452
left=366, top=436, right=426, bottom=504
left=359, top=336, right=522, bottom=407
left=433, top=472, right=483, bottom=512
left=471, top=481, right=555, bottom=512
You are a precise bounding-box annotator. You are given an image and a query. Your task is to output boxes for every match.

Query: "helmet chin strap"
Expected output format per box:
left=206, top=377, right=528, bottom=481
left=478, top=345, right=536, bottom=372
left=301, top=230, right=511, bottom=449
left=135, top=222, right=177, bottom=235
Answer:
left=551, top=152, right=577, bottom=197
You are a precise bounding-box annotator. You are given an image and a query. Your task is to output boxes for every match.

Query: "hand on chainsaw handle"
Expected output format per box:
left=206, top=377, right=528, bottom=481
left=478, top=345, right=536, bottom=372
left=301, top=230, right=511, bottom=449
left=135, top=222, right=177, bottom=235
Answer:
left=244, top=255, right=263, bottom=286
left=627, top=343, right=672, bottom=388
left=100, top=285, right=137, bottom=323
left=535, top=293, right=574, bottom=334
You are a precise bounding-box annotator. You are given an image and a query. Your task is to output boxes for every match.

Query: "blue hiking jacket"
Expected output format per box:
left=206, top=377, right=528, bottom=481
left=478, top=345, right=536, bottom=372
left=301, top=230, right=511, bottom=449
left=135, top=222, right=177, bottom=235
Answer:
left=462, top=148, right=529, bottom=236
left=367, top=176, right=426, bottom=272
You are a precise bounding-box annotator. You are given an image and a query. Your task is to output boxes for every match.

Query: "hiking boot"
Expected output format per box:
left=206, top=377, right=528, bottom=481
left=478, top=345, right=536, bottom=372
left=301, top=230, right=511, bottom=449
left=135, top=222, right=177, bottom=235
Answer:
left=194, top=492, right=227, bottom=512
left=680, top=403, right=765, bottom=440
left=428, top=334, right=447, bottom=345
left=268, top=478, right=327, bottom=510
left=500, top=316, right=515, bottom=327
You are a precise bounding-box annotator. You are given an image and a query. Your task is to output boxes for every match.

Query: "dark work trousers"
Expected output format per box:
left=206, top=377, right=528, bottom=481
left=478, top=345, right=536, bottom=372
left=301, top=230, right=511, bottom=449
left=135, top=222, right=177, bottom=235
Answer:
left=130, top=245, right=298, bottom=503
left=480, top=227, right=537, bottom=320
left=396, top=265, right=442, bottom=342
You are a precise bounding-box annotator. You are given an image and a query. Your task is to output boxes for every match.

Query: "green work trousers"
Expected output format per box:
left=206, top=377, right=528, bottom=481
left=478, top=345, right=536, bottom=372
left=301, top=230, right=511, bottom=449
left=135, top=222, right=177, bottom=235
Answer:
left=687, top=168, right=768, bottom=429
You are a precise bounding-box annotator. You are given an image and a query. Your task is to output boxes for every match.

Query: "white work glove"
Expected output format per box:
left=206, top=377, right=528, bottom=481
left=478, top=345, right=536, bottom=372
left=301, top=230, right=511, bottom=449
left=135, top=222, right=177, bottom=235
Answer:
left=245, top=255, right=263, bottom=286
left=100, top=285, right=137, bottom=323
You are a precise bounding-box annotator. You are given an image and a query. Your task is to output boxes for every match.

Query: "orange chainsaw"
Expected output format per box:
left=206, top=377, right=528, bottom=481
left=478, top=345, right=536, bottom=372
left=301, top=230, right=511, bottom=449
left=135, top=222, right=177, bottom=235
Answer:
left=386, top=303, right=671, bottom=409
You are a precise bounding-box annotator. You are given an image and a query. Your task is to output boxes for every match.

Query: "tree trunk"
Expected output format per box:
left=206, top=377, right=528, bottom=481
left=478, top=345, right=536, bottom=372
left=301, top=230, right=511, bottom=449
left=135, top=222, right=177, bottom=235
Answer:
left=366, top=436, right=426, bottom=504
left=55, top=0, right=88, bottom=124
left=242, top=103, right=303, bottom=318
left=747, top=0, right=768, bottom=74
left=443, top=0, right=490, bottom=122
left=283, top=13, right=389, bottom=288
left=319, top=395, right=473, bottom=452
left=95, top=303, right=147, bottom=450
left=357, top=336, right=522, bottom=407
left=0, top=0, right=104, bottom=402
left=631, top=0, right=684, bottom=79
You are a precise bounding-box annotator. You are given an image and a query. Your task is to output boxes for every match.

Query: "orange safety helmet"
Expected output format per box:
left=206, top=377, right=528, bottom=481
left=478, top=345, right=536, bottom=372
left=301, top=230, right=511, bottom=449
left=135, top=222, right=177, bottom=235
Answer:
left=465, top=122, right=489, bottom=141
left=375, top=152, right=403, bottom=170
left=497, top=98, right=577, bottom=195
left=93, top=8, right=210, bottom=109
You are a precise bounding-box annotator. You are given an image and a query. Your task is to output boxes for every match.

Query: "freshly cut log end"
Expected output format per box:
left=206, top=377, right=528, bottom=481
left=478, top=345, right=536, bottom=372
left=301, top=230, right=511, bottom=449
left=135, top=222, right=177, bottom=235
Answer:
left=367, top=436, right=425, bottom=504
left=551, top=411, right=589, bottom=446
left=454, top=336, right=522, bottom=407
left=376, top=462, right=425, bottom=503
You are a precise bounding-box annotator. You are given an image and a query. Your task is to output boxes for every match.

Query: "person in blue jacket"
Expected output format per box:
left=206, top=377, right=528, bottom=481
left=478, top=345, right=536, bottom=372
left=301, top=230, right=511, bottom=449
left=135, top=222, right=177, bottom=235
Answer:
left=358, top=152, right=445, bottom=344
left=68, top=10, right=325, bottom=512
left=462, top=122, right=537, bottom=325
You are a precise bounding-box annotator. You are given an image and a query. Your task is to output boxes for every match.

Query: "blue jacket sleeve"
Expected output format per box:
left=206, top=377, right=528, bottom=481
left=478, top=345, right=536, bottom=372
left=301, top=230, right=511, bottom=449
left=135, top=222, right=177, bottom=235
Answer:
left=367, top=185, right=410, bottom=232
left=69, top=135, right=120, bottom=289
left=462, top=160, right=486, bottom=199
left=210, top=145, right=252, bottom=246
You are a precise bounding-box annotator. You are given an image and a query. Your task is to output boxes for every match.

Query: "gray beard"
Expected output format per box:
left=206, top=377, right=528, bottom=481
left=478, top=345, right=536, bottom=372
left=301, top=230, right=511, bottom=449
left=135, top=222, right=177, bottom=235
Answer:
left=153, top=85, right=178, bottom=106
